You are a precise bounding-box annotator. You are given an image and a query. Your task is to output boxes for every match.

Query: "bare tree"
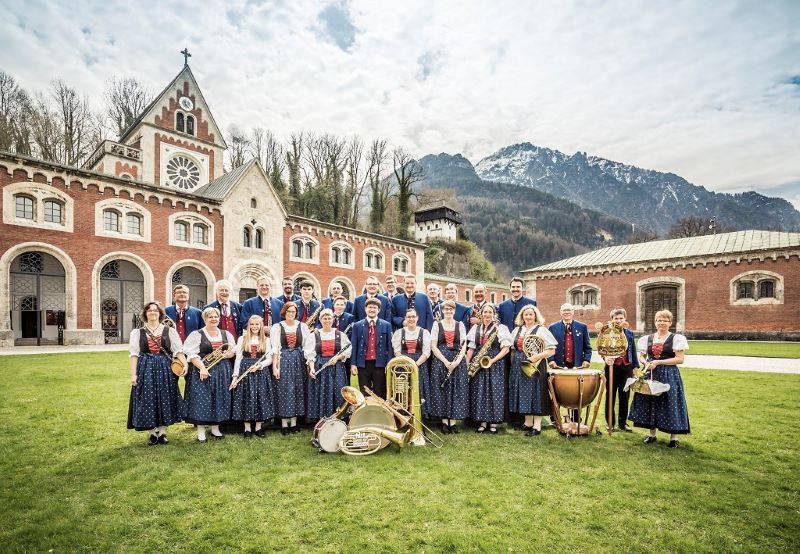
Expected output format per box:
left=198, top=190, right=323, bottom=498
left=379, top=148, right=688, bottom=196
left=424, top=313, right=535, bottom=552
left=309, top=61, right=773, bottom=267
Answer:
left=104, top=77, right=152, bottom=138
left=225, top=126, right=252, bottom=170
left=668, top=217, right=716, bottom=238
left=0, top=71, right=33, bottom=154
left=628, top=228, right=660, bottom=244
left=285, top=132, right=304, bottom=213
left=344, top=135, right=370, bottom=228
left=392, top=146, right=425, bottom=240
left=367, top=138, right=389, bottom=232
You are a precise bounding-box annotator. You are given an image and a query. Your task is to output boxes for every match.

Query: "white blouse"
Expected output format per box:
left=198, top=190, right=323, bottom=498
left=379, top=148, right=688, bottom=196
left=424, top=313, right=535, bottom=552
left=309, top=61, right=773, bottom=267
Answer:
left=430, top=320, right=467, bottom=347
left=302, top=329, right=353, bottom=364
left=391, top=327, right=432, bottom=357
left=511, top=325, right=558, bottom=350
left=233, top=335, right=273, bottom=375
left=637, top=333, right=689, bottom=355
left=182, top=328, right=236, bottom=362
left=128, top=325, right=184, bottom=357
left=466, top=323, right=513, bottom=350
left=270, top=321, right=310, bottom=352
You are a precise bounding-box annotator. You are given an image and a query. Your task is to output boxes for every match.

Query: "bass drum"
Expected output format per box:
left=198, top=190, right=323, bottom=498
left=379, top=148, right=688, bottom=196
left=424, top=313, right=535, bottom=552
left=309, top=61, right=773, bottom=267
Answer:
left=312, top=418, right=348, bottom=453
left=348, top=403, right=396, bottom=449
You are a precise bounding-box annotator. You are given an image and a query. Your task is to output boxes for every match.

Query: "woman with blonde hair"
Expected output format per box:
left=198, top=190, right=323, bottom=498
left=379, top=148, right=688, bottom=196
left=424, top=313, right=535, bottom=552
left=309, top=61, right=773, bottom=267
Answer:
left=508, top=305, right=557, bottom=436
left=230, top=315, right=274, bottom=439
left=629, top=310, right=691, bottom=448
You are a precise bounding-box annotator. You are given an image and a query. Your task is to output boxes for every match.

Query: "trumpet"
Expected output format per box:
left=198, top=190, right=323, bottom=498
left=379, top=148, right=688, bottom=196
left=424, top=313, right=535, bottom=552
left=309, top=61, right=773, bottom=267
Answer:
left=200, top=342, right=230, bottom=372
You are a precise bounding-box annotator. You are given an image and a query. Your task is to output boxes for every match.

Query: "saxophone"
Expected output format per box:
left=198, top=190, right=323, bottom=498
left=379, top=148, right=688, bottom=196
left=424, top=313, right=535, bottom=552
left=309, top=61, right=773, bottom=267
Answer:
left=468, top=323, right=499, bottom=379
left=306, top=303, right=323, bottom=329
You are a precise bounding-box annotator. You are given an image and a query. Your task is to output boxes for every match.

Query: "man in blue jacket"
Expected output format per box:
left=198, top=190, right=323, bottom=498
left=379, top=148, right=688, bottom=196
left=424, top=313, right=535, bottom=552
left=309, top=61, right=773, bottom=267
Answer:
left=548, top=303, right=592, bottom=370
left=240, top=276, right=283, bottom=334
left=350, top=298, right=394, bottom=398
left=601, top=308, right=639, bottom=432
left=165, top=284, right=202, bottom=342
left=391, top=275, right=434, bottom=331
left=497, top=277, right=537, bottom=330
left=204, top=279, right=243, bottom=340
left=322, top=281, right=354, bottom=314
left=278, top=277, right=300, bottom=305
left=353, top=276, right=392, bottom=322
left=443, top=283, right=471, bottom=327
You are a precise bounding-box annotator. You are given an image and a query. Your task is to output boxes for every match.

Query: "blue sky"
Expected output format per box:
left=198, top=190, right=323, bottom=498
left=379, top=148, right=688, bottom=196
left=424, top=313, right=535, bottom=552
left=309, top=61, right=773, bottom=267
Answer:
left=1, top=0, right=798, bottom=206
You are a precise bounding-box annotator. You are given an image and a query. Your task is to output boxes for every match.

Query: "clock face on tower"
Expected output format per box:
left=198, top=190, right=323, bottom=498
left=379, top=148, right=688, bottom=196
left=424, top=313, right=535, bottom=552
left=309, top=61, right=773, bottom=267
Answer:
left=165, top=155, right=200, bottom=190
left=178, top=96, right=194, bottom=111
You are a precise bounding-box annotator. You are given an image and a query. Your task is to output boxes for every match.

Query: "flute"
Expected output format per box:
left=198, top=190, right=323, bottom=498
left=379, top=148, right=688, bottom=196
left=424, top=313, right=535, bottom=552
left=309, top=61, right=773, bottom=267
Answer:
left=229, top=352, right=270, bottom=390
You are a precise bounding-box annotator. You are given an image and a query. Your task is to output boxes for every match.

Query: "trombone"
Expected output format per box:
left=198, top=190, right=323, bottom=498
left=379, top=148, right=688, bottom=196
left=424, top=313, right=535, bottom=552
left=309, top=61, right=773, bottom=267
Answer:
left=363, top=386, right=444, bottom=448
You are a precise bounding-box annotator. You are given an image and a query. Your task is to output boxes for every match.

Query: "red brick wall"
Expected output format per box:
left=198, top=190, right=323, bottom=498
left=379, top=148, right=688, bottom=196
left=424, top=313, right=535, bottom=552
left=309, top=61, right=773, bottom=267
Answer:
left=1, top=163, right=224, bottom=329
left=531, top=257, right=800, bottom=333
left=153, top=81, right=215, bottom=143
left=114, top=161, right=138, bottom=179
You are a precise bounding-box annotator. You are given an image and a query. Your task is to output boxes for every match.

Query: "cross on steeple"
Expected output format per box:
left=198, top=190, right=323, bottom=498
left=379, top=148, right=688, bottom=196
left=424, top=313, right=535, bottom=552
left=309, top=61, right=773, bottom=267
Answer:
left=181, top=48, right=191, bottom=66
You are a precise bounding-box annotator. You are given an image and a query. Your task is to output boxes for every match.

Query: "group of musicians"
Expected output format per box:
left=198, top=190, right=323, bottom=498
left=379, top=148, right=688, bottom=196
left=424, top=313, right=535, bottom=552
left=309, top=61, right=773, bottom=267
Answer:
left=127, top=274, right=691, bottom=448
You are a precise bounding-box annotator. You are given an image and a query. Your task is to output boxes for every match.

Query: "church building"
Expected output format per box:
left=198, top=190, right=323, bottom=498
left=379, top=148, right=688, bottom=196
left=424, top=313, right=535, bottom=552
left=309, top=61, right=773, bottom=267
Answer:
left=0, top=61, right=423, bottom=346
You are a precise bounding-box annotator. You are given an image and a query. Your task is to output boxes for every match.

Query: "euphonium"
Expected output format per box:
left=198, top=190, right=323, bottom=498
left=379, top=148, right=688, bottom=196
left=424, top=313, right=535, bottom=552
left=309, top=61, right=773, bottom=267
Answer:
left=338, top=426, right=414, bottom=455
left=520, top=332, right=546, bottom=378
left=468, top=323, right=499, bottom=378
left=201, top=342, right=230, bottom=372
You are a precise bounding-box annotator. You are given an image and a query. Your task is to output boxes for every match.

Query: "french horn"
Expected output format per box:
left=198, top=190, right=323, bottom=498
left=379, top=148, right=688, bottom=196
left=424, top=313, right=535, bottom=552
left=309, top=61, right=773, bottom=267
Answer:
left=520, top=333, right=546, bottom=378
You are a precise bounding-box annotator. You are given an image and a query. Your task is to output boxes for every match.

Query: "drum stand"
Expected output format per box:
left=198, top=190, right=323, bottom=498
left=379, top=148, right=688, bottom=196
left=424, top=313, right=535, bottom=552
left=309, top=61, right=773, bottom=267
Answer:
left=548, top=373, right=606, bottom=437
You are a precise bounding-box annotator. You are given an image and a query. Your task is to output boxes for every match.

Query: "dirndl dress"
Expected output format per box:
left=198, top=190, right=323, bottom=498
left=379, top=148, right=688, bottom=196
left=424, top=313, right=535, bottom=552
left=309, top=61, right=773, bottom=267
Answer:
left=508, top=326, right=550, bottom=416
left=428, top=323, right=469, bottom=420
left=127, top=328, right=183, bottom=430
left=274, top=324, right=306, bottom=418
left=629, top=333, right=690, bottom=434
left=183, top=331, right=233, bottom=425
left=470, top=340, right=506, bottom=423
left=307, top=332, right=350, bottom=419
left=231, top=345, right=276, bottom=422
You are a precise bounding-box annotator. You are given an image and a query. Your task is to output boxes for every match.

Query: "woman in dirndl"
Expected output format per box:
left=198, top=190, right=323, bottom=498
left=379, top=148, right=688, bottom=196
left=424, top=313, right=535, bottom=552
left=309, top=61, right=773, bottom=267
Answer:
left=182, top=307, right=237, bottom=442
left=391, top=308, right=432, bottom=415
left=508, top=305, right=557, bottom=437
left=271, top=302, right=310, bottom=435
left=466, top=303, right=512, bottom=434
left=304, top=309, right=352, bottom=420
left=230, top=315, right=275, bottom=439
left=428, top=300, right=469, bottom=434
left=127, top=301, right=186, bottom=445
left=629, top=309, right=691, bottom=448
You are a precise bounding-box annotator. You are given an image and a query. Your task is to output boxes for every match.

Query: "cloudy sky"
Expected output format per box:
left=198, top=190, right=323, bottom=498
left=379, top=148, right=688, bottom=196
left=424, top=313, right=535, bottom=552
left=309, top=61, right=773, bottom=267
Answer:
left=1, top=1, right=799, bottom=205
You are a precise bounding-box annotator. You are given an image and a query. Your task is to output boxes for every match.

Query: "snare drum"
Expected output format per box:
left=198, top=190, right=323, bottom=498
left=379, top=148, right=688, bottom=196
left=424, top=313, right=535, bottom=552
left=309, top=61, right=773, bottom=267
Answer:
left=312, top=418, right=348, bottom=453
left=549, top=369, right=603, bottom=409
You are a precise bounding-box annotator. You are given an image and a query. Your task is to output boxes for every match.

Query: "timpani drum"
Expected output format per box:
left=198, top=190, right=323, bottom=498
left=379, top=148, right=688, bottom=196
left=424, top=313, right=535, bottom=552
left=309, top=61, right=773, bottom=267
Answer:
left=548, top=369, right=606, bottom=436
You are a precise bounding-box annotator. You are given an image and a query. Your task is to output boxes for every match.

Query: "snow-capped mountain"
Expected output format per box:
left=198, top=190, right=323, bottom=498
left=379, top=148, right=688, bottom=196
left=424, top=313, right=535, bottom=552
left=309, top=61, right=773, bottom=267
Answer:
left=474, top=142, right=800, bottom=233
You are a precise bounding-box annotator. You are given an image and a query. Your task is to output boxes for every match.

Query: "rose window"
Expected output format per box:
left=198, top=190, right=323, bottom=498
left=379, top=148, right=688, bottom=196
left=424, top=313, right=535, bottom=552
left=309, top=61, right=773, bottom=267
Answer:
left=166, top=156, right=200, bottom=190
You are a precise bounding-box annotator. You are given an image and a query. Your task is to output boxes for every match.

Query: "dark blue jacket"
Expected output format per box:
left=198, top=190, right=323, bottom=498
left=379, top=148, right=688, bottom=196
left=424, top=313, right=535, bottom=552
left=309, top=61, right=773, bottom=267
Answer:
left=204, top=300, right=244, bottom=337
left=165, top=305, right=203, bottom=340
left=353, top=294, right=392, bottom=322
left=391, top=292, right=435, bottom=331
left=241, top=296, right=284, bottom=327
left=349, top=318, right=393, bottom=368
left=322, top=297, right=354, bottom=315
left=320, top=311, right=355, bottom=332
left=295, top=299, right=322, bottom=325
left=453, top=302, right=471, bottom=328
left=548, top=319, right=592, bottom=367
left=497, top=296, right=537, bottom=330
left=277, top=293, right=300, bottom=305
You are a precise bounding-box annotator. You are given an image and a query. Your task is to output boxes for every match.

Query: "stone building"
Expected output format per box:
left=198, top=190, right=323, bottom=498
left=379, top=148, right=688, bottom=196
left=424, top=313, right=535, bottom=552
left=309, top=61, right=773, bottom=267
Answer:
left=520, top=230, right=800, bottom=339
left=413, top=204, right=461, bottom=243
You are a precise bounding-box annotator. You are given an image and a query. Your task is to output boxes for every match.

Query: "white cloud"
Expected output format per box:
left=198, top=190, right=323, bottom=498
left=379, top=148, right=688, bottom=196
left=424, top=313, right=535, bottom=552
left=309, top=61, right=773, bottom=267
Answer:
left=0, top=0, right=797, bottom=201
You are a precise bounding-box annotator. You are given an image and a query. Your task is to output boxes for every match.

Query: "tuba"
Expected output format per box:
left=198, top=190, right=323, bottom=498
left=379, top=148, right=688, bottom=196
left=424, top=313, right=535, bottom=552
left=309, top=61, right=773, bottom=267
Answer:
left=385, top=356, right=424, bottom=441
left=468, top=323, right=499, bottom=378
left=519, top=332, right=546, bottom=378
left=595, top=321, right=629, bottom=358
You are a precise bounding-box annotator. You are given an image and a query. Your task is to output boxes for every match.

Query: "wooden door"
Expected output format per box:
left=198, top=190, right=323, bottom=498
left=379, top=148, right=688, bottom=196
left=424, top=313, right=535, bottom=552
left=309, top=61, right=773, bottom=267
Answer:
left=643, top=287, right=678, bottom=334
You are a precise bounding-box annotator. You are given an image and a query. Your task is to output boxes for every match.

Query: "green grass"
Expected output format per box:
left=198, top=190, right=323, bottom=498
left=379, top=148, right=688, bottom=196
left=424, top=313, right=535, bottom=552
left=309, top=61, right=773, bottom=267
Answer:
left=590, top=338, right=800, bottom=358
left=1, top=352, right=798, bottom=552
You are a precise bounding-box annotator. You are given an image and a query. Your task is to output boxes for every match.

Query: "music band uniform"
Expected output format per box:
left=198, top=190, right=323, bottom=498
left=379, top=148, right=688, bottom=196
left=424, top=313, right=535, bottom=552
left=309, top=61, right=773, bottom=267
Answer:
left=304, top=329, right=352, bottom=419
left=182, top=328, right=236, bottom=425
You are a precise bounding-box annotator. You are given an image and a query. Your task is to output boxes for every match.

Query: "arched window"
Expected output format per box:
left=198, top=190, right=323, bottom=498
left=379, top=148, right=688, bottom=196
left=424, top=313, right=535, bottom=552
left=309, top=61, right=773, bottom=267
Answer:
left=255, top=229, right=263, bottom=249
left=332, top=247, right=341, bottom=264
left=392, top=254, right=410, bottom=274
left=366, top=252, right=373, bottom=268
left=329, top=242, right=354, bottom=268
left=186, top=115, right=195, bottom=135
left=731, top=271, right=783, bottom=305
left=103, top=209, right=121, bottom=232
left=737, top=281, right=754, bottom=300
left=567, top=283, right=601, bottom=309
left=43, top=199, right=63, bottom=224
left=15, top=195, right=35, bottom=219
left=759, top=280, right=775, bottom=299
left=126, top=213, right=143, bottom=236
left=289, top=235, right=319, bottom=263
left=193, top=223, right=208, bottom=245
left=343, top=249, right=351, bottom=265
left=176, top=112, right=185, bottom=133
left=304, top=242, right=314, bottom=259
left=175, top=221, right=189, bottom=242
left=243, top=226, right=252, bottom=248
left=292, top=240, right=303, bottom=258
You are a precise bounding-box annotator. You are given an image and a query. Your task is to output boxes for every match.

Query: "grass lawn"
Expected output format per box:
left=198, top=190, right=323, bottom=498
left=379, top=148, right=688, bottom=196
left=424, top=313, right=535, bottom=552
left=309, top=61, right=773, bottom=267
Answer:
left=589, top=338, right=800, bottom=358
left=1, top=352, right=798, bottom=553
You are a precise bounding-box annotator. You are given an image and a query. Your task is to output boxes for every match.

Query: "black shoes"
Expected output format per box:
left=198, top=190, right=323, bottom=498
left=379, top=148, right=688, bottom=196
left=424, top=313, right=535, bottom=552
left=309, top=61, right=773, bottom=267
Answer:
left=643, top=436, right=657, bottom=444
left=440, top=424, right=451, bottom=435
left=520, top=425, right=533, bottom=433
left=290, top=425, right=300, bottom=434
left=157, top=434, right=169, bottom=445
left=525, top=428, right=540, bottom=437
left=148, top=433, right=159, bottom=446
left=243, top=431, right=253, bottom=439
left=449, top=425, right=459, bottom=434
left=254, top=428, right=266, bottom=438
left=668, top=440, right=679, bottom=448
left=281, top=427, right=290, bottom=436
